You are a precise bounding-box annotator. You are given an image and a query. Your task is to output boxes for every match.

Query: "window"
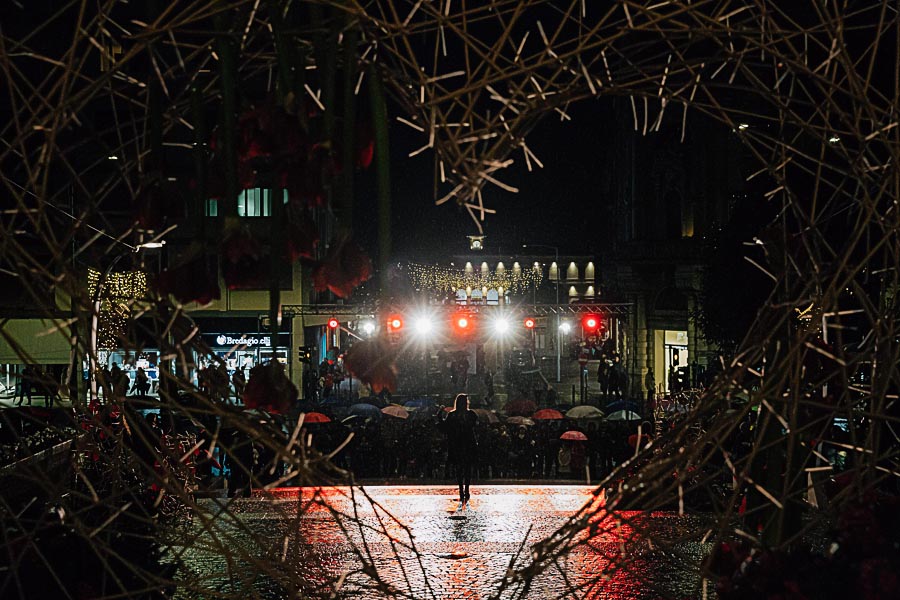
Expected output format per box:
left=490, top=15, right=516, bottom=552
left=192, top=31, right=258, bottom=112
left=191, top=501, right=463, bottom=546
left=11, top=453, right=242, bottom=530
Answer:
left=206, top=189, right=288, bottom=217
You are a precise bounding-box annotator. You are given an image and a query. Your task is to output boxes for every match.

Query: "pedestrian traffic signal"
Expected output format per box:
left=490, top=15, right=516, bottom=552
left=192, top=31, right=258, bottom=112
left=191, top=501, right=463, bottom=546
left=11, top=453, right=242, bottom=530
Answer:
left=298, top=346, right=312, bottom=363
left=523, top=317, right=536, bottom=329
left=327, top=317, right=340, bottom=329
left=581, top=313, right=602, bottom=332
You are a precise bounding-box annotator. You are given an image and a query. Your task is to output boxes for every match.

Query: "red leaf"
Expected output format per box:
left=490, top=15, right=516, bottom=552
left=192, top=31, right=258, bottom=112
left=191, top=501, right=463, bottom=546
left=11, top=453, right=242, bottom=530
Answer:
left=156, top=245, right=220, bottom=305
left=221, top=224, right=268, bottom=290
left=312, top=234, right=372, bottom=298
left=344, top=338, right=398, bottom=394
left=242, top=361, right=297, bottom=413
left=285, top=205, right=319, bottom=262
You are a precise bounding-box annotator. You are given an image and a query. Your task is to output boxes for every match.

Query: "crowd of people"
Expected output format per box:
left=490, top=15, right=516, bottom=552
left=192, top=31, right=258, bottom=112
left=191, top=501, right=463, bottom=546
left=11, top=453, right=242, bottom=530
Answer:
left=309, top=403, right=653, bottom=483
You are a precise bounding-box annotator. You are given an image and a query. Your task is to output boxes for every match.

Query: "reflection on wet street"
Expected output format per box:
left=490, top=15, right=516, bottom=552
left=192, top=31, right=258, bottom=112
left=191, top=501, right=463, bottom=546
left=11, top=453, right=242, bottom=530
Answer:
left=175, top=485, right=709, bottom=599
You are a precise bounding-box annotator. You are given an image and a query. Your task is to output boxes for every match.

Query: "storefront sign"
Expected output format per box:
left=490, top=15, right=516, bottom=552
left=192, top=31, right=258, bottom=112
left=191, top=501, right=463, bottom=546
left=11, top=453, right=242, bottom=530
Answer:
left=207, top=333, right=272, bottom=347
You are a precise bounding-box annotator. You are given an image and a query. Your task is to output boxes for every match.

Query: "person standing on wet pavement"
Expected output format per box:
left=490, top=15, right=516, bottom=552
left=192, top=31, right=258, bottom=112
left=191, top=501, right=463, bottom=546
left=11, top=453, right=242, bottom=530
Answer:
left=441, top=393, right=478, bottom=504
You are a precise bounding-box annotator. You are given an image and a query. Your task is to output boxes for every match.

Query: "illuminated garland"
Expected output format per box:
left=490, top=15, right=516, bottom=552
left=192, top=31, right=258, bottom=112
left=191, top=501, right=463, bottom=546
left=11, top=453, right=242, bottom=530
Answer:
left=406, top=262, right=543, bottom=295
left=88, top=268, right=148, bottom=349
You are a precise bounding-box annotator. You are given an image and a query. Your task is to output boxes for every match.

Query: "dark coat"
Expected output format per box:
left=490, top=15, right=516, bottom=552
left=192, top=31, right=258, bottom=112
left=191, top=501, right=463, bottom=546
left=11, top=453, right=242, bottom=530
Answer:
left=443, top=409, right=478, bottom=463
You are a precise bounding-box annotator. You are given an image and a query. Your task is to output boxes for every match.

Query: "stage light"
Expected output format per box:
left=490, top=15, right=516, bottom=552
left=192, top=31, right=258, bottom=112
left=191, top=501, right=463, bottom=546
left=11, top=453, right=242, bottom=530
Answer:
left=559, top=321, right=572, bottom=334
left=581, top=314, right=602, bottom=333
left=492, top=317, right=511, bottom=335
left=328, top=318, right=340, bottom=329
left=524, top=317, right=536, bottom=329
left=387, top=315, right=404, bottom=332
left=361, top=320, right=376, bottom=336
left=413, top=315, right=434, bottom=336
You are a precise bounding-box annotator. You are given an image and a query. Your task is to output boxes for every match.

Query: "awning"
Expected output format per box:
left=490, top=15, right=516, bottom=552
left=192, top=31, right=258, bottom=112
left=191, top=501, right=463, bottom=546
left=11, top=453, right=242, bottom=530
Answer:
left=0, top=319, right=73, bottom=364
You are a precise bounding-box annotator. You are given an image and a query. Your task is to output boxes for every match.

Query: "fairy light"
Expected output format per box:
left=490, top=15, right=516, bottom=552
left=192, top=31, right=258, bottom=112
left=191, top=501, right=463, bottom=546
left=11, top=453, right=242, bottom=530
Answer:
left=88, top=268, right=148, bottom=349
left=405, top=262, right=542, bottom=295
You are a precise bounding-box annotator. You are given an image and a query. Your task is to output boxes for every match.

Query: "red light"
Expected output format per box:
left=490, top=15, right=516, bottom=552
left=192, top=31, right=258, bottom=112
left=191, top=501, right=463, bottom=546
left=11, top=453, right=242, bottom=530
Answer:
left=328, top=318, right=339, bottom=329
left=387, top=315, right=404, bottom=331
left=524, top=318, right=535, bottom=329
left=457, top=317, right=469, bottom=329
left=581, top=314, right=602, bottom=332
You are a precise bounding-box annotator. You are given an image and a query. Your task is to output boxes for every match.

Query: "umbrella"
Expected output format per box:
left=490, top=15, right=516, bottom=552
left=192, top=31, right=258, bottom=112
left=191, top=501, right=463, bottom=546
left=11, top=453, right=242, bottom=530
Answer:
left=473, top=408, right=499, bottom=424
left=506, top=416, right=534, bottom=426
left=606, top=409, right=642, bottom=421
left=382, top=405, right=410, bottom=419
left=504, top=398, right=538, bottom=417
left=349, top=403, right=382, bottom=419
left=566, top=405, right=604, bottom=419
left=605, top=399, right=641, bottom=414
left=560, top=430, right=588, bottom=441
left=304, top=411, right=331, bottom=424
left=359, top=396, right=386, bottom=408
left=533, top=408, right=564, bottom=420
left=404, top=397, right=437, bottom=409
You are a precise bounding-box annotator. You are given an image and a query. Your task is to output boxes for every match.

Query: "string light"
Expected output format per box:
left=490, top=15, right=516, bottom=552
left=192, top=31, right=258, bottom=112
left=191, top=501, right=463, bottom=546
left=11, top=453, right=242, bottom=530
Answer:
left=405, top=262, right=542, bottom=295
left=88, top=268, right=148, bottom=349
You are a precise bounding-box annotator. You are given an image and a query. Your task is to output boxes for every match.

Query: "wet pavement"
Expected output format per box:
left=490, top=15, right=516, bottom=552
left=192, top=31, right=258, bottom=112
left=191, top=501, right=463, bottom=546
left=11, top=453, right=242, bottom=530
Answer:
left=174, top=485, right=710, bottom=599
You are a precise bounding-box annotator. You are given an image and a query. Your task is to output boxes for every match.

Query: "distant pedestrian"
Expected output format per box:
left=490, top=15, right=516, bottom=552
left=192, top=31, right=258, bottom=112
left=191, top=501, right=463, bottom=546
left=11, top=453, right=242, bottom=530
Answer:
left=645, top=368, right=655, bottom=404
left=441, top=393, right=478, bottom=504
left=131, top=367, right=151, bottom=396
left=231, top=368, right=246, bottom=402
left=16, top=365, right=35, bottom=406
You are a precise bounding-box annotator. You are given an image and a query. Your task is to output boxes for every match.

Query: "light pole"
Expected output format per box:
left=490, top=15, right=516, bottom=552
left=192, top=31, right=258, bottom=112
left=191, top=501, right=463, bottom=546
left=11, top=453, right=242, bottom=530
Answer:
left=522, top=244, right=560, bottom=383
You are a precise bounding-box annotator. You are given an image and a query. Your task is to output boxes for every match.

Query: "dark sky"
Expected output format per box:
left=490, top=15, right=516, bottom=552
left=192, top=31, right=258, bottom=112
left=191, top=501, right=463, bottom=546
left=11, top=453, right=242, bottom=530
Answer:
left=361, top=101, right=614, bottom=262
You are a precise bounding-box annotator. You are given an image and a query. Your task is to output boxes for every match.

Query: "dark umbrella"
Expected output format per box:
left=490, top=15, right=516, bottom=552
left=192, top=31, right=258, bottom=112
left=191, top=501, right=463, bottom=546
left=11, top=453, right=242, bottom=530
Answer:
left=472, top=408, right=499, bottom=423
left=360, top=396, right=387, bottom=408
left=605, top=399, right=642, bottom=414
left=504, top=398, right=538, bottom=417
left=404, top=397, right=437, bottom=409
left=349, top=403, right=382, bottom=419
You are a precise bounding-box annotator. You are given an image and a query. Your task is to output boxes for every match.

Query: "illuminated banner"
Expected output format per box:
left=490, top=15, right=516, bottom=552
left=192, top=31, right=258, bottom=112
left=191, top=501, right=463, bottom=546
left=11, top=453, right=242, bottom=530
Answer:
left=203, top=333, right=288, bottom=348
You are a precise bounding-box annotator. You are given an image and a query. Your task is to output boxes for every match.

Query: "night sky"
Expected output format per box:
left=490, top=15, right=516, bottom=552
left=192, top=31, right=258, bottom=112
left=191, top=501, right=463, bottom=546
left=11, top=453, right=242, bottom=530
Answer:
left=362, top=101, right=614, bottom=262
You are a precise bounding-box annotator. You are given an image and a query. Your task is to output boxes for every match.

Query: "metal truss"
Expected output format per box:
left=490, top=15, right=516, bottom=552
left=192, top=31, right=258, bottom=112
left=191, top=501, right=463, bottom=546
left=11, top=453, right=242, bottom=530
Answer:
left=279, top=302, right=631, bottom=319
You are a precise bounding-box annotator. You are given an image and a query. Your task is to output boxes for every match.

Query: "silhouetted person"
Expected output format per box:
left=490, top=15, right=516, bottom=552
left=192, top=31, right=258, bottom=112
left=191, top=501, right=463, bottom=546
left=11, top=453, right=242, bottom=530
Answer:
left=442, top=393, right=478, bottom=504
left=16, top=365, right=35, bottom=406
left=131, top=367, right=150, bottom=396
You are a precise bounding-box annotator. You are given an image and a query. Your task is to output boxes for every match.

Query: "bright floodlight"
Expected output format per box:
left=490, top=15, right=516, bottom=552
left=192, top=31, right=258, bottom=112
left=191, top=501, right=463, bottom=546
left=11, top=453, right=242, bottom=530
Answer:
left=559, top=321, right=572, bottom=334
left=413, top=315, right=434, bottom=336
left=492, top=317, right=511, bottom=335
left=361, top=320, right=376, bottom=336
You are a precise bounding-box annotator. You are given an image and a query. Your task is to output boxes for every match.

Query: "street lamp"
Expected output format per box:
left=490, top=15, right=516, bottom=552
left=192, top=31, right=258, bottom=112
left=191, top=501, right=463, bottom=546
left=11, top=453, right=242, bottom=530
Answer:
left=522, top=244, right=560, bottom=383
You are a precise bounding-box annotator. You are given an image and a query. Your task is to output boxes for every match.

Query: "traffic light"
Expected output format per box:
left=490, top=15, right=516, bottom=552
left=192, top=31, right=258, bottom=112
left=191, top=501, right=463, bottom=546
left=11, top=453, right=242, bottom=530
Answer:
left=327, top=317, right=340, bottom=329
left=298, top=346, right=312, bottom=363
left=581, top=313, right=602, bottom=333
left=523, top=317, right=536, bottom=329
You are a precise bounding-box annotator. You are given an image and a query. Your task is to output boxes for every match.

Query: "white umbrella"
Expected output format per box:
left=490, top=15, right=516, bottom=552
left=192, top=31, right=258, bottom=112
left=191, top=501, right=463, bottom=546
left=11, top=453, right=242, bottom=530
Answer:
left=565, top=405, right=604, bottom=419
left=606, top=409, right=641, bottom=421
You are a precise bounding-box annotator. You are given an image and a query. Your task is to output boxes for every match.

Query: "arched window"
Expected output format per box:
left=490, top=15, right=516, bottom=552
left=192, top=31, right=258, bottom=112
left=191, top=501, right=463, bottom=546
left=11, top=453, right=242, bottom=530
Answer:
left=566, top=262, right=579, bottom=280
left=549, top=262, right=559, bottom=280
left=486, top=289, right=500, bottom=305
left=585, top=262, right=596, bottom=280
